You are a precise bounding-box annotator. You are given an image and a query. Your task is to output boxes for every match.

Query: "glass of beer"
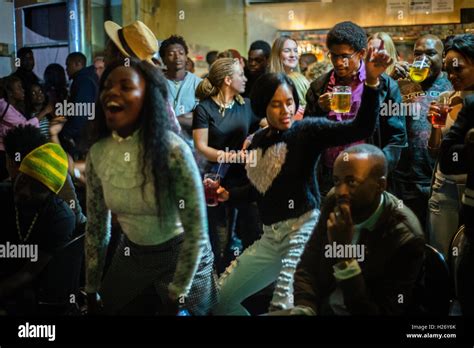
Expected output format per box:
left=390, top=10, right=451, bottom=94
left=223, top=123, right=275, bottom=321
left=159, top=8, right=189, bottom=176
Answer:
left=204, top=173, right=220, bottom=207
left=409, top=57, right=430, bottom=83
left=331, top=86, right=352, bottom=114
left=432, top=95, right=450, bottom=128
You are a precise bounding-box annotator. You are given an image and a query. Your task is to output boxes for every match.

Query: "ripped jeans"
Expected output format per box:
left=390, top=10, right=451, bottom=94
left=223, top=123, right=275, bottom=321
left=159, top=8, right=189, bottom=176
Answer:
left=213, top=209, right=320, bottom=315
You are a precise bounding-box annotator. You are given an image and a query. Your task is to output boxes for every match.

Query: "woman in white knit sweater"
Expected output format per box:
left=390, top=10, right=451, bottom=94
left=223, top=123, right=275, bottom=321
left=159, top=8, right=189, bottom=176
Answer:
left=85, top=58, right=217, bottom=315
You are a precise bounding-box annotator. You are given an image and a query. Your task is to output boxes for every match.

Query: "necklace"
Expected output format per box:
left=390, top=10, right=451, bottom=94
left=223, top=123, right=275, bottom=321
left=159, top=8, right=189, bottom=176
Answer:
left=15, top=205, right=39, bottom=243
left=212, top=96, right=235, bottom=117
left=172, top=79, right=182, bottom=87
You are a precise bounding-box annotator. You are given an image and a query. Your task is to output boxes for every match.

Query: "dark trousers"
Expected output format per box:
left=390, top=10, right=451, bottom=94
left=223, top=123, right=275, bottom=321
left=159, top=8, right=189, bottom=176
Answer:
left=457, top=238, right=474, bottom=315
left=458, top=174, right=474, bottom=315
left=389, top=178, right=430, bottom=238
left=0, top=151, right=8, bottom=182
left=100, top=233, right=217, bottom=316
left=207, top=201, right=262, bottom=274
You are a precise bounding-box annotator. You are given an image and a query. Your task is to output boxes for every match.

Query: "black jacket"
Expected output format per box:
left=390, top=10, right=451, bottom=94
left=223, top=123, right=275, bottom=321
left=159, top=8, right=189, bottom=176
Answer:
left=59, top=65, right=99, bottom=158
left=294, top=191, right=425, bottom=315
left=439, top=94, right=474, bottom=175
left=304, top=71, right=407, bottom=171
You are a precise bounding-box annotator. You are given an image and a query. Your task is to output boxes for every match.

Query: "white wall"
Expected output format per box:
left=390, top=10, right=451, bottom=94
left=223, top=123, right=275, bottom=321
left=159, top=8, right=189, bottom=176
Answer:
left=0, top=0, right=15, bottom=78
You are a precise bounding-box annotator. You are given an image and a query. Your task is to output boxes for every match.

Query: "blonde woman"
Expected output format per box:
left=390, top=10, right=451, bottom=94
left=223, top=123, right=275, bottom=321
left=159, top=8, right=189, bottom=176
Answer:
left=368, top=32, right=400, bottom=77
left=368, top=32, right=410, bottom=80
left=269, top=36, right=310, bottom=119
left=193, top=58, right=263, bottom=273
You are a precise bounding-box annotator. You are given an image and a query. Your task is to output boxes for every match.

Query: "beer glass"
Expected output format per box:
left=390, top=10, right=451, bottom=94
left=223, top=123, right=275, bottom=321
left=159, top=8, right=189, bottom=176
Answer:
left=409, top=57, right=430, bottom=83
left=331, top=86, right=352, bottom=113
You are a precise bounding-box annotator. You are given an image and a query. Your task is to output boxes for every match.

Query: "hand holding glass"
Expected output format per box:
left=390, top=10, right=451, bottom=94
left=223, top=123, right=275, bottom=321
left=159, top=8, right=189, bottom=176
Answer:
left=330, top=86, right=352, bottom=114
left=409, top=57, right=430, bottom=83
left=431, top=96, right=450, bottom=128
left=203, top=173, right=220, bottom=207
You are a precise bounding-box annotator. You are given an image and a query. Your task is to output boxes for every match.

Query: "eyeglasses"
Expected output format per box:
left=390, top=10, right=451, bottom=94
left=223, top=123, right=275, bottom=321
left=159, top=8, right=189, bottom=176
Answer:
left=327, top=51, right=359, bottom=61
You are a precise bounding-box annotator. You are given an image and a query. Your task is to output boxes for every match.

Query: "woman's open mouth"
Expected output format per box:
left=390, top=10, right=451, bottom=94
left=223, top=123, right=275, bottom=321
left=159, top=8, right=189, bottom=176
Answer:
left=105, top=101, right=125, bottom=114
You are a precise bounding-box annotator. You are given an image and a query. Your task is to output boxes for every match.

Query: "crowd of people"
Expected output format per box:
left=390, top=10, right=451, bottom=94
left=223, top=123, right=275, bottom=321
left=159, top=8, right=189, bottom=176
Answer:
left=0, top=19, right=473, bottom=316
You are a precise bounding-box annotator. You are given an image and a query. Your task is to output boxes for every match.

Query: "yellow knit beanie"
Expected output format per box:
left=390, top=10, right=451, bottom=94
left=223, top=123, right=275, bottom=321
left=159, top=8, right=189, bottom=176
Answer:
left=19, top=143, right=69, bottom=194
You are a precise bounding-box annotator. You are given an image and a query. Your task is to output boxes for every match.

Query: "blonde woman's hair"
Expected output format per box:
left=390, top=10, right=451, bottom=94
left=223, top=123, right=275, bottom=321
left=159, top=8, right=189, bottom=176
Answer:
left=196, top=58, right=243, bottom=104
left=368, top=32, right=398, bottom=76
left=269, top=36, right=301, bottom=74
left=288, top=72, right=310, bottom=107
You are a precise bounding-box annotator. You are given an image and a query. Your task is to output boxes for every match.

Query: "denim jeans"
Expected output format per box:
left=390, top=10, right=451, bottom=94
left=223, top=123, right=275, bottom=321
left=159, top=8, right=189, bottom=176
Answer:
left=213, top=209, right=320, bottom=315
left=428, top=174, right=465, bottom=257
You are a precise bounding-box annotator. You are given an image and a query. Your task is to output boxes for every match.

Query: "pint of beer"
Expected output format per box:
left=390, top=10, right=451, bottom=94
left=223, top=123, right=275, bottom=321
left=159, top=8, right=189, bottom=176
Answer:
left=331, top=86, right=352, bottom=113
left=409, top=57, right=430, bottom=83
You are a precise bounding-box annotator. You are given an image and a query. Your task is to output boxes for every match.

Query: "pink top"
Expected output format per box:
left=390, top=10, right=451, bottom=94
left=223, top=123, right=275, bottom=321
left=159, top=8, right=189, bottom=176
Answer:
left=0, top=98, right=39, bottom=151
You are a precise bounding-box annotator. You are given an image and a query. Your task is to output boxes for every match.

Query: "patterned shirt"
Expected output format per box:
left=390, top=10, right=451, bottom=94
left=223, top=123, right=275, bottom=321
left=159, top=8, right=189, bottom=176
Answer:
left=85, top=130, right=208, bottom=297
left=393, top=72, right=453, bottom=185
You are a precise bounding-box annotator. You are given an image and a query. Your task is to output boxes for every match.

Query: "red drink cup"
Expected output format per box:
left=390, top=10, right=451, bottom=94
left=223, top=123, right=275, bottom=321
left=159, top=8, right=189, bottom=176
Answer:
left=432, top=103, right=449, bottom=128
left=204, top=173, right=220, bottom=207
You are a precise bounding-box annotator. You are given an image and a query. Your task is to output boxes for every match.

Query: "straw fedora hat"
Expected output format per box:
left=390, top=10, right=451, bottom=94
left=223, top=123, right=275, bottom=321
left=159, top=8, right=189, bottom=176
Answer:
left=104, top=20, right=158, bottom=63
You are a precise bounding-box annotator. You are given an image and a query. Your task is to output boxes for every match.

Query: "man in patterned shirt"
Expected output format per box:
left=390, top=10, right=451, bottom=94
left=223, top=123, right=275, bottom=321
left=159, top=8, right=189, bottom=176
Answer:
left=390, top=34, right=453, bottom=234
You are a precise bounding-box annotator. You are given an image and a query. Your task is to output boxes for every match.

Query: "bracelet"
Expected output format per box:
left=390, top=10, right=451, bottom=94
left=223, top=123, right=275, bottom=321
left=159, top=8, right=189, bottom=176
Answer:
left=333, top=259, right=361, bottom=281
left=364, top=79, right=380, bottom=89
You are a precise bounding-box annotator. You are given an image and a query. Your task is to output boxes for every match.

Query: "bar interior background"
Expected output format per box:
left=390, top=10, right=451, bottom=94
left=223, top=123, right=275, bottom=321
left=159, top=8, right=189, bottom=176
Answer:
left=0, top=0, right=473, bottom=80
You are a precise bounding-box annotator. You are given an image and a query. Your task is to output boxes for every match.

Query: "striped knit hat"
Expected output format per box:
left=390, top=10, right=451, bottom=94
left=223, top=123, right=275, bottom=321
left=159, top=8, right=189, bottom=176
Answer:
left=19, top=143, right=68, bottom=194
